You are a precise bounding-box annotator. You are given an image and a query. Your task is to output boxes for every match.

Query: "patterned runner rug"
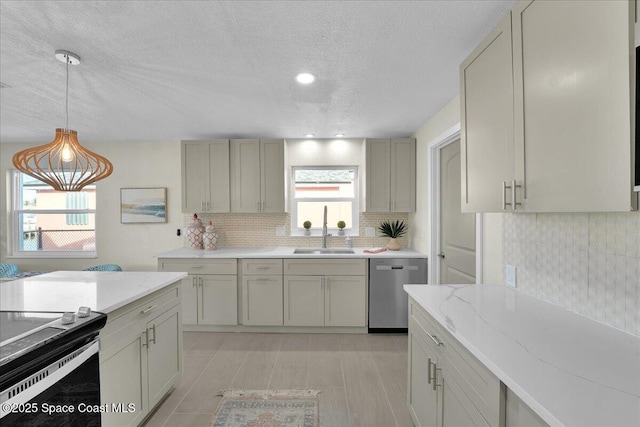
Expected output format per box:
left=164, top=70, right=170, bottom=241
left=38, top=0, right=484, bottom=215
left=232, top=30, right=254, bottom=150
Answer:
left=209, top=390, right=320, bottom=427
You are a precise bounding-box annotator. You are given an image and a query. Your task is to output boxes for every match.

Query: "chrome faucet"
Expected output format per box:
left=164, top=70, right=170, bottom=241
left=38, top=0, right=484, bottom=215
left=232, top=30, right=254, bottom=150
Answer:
left=322, top=205, right=331, bottom=248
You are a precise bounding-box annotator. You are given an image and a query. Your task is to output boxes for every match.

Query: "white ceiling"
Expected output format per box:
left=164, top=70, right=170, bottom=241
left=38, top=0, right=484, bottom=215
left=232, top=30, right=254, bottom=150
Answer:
left=0, top=0, right=515, bottom=144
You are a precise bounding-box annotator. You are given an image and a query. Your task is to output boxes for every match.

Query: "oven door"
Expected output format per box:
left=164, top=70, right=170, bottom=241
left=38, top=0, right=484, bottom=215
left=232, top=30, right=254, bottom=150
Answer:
left=0, top=339, right=101, bottom=426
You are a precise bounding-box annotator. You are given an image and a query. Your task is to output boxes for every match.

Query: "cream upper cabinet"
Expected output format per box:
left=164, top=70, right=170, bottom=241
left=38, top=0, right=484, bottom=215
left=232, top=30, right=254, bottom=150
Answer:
left=230, top=139, right=285, bottom=213
left=366, top=138, right=416, bottom=212
left=461, top=0, right=636, bottom=213
left=512, top=0, right=635, bottom=212
left=181, top=140, right=230, bottom=213
left=460, top=13, right=515, bottom=213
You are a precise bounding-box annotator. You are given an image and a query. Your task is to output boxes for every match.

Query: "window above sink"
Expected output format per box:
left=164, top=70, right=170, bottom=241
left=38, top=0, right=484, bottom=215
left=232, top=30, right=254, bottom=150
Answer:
left=290, top=166, right=359, bottom=236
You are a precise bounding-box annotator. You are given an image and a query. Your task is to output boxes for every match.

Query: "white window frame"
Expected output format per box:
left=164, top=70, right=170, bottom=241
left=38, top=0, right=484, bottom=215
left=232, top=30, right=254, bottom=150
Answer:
left=290, top=165, right=359, bottom=236
left=10, top=171, right=97, bottom=258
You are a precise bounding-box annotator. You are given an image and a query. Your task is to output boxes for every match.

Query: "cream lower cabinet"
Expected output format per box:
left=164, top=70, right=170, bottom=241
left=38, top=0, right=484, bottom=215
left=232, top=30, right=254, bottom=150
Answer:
left=158, top=258, right=238, bottom=326
left=241, top=259, right=283, bottom=326
left=283, top=259, right=367, bottom=327
left=408, top=297, right=504, bottom=427
left=99, top=283, right=182, bottom=427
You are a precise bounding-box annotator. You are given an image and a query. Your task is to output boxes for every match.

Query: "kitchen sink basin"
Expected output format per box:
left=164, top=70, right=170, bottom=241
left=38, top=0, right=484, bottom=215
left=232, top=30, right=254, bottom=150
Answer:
left=293, top=248, right=355, bottom=255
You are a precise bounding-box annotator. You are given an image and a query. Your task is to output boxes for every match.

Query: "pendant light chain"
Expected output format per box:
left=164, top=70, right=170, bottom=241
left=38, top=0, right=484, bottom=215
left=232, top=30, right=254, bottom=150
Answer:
left=65, top=56, right=69, bottom=131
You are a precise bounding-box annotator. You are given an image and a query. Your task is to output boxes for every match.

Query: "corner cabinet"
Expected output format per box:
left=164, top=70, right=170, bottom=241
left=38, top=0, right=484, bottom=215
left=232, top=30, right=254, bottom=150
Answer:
left=283, top=259, right=367, bottom=327
left=181, top=140, right=230, bottom=213
left=158, top=258, right=238, bottom=326
left=366, top=138, right=416, bottom=212
left=99, top=282, right=182, bottom=427
left=230, top=139, right=285, bottom=213
left=461, top=0, right=637, bottom=213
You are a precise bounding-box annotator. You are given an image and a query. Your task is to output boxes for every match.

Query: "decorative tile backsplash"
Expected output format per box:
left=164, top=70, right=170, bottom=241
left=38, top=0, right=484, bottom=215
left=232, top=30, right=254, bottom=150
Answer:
left=503, top=212, right=639, bottom=336
left=182, top=212, right=409, bottom=249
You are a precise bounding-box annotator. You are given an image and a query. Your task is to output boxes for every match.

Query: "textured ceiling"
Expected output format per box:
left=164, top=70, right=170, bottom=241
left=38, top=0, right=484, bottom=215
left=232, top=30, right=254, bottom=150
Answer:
left=0, top=0, right=515, bottom=144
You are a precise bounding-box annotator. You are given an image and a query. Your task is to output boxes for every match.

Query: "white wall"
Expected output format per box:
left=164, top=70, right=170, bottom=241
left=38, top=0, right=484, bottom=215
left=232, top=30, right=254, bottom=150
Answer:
left=1, top=140, right=184, bottom=271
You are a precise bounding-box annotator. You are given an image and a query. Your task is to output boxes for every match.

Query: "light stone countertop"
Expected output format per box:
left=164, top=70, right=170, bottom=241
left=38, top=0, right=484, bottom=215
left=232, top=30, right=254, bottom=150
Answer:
left=0, top=271, right=187, bottom=314
left=404, top=284, right=640, bottom=427
left=155, top=246, right=427, bottom=259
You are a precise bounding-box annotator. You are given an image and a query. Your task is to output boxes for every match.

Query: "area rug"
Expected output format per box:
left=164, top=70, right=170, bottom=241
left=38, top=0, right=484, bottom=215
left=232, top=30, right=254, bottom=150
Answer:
left=209, top=389, right=320, bottom=427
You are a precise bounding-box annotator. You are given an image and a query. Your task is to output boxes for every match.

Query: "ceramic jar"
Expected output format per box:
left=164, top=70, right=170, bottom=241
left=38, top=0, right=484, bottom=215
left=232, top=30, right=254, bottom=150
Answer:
left=186, top=214, right=205, bottom=249
left=203, top=221, right=218, bottom=251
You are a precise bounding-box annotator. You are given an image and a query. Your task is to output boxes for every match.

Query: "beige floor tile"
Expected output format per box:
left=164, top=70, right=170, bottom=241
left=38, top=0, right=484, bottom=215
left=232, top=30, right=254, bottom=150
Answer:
left=230, top=333, right=282, bottom=389
left=268, top=334, right=310, bottom=389
left=160, top=412, right=213, bottom=427
left=318, top=386, right=351, bottom=427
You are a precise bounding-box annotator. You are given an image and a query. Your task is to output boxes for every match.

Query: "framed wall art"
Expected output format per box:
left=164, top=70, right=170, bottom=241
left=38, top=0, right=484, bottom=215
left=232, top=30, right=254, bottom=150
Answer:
left=120, top=187, right=167, bottom=223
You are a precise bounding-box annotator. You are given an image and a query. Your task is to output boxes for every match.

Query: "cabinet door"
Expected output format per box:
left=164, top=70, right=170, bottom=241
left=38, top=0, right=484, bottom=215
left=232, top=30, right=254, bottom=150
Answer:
left=408, top=332, right=440, bottom=427
left=230, top=139, right=261, bottom=212
left=460, top=13, right=515, bottom=213
left=207, top=140, right=231, bottom=212
left=100, top=331, right=148, bottom=427
left=182, top=141, right=210, bottom=213
left=324, top=275, right=366, bottom=327
left=284, top=275, right=324, bottom=326
left=441, top=372, right=490, bottom=427
left=242, top=275, right=284, bottom=325
left=512, top=0, right=634, bottom=212
left=260, top=139, right=285, bottom=212
left=366, top=139, right=392, bottom=212
left=390, top=138, right=416, bottom=212
left=181, top=276, right=198, bottom=325
left=146, top=305, right=181, bottom=409
left=199, top=275, right=238, bottom=325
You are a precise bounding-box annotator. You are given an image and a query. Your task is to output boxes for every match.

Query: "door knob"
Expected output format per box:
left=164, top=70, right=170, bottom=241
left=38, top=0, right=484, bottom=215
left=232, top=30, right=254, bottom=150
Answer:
left=437, top=252, right=445, bottom=259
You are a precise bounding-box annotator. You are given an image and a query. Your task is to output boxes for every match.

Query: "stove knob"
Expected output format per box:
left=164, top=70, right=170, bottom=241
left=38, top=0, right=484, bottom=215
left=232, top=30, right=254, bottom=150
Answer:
left=78, top=306, right=92, bottom=318
left=61, top=312, right=76, bottom=325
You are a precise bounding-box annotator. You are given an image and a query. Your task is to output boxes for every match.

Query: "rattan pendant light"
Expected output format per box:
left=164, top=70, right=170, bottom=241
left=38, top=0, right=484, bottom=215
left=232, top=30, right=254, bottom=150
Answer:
left=12, top=50, right=113, bottom=191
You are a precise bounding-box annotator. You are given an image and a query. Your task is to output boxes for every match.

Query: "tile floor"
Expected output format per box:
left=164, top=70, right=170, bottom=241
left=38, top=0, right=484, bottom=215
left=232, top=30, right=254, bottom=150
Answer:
left=143, top=332, right=412, bottom=427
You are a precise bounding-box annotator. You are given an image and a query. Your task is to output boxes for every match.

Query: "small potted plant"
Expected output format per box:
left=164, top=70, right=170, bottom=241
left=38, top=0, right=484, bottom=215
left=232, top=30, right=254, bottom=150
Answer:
left=378, top=220, right=408, bottom=250
left=303, top=220, right=312, bottom=236
left=337, top=220, right=346, bottom=235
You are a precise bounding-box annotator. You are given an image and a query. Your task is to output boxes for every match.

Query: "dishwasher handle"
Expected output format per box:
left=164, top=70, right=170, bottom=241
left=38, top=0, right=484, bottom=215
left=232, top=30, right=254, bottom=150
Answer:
left=375, top=265, right=419, bottom=271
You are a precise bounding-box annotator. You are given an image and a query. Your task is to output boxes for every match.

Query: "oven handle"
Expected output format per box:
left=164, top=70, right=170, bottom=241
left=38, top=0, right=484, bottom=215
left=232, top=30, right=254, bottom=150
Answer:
left=0, top=340, right=100, bottom=418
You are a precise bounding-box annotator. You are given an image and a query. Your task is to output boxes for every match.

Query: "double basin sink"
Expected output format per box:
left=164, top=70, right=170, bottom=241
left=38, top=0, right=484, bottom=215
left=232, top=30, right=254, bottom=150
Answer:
left=293, top=248, right=355, bottom=255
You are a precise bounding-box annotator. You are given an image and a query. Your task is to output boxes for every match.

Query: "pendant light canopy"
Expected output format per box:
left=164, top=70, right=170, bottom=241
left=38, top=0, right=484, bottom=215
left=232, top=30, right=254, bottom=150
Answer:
left=12, top=50, right=113, bottom=191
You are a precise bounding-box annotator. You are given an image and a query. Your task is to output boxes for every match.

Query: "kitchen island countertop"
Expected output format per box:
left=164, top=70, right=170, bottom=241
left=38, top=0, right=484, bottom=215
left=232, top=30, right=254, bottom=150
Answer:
left=0, top=271, right=187, bottom=313
left=404, top=284, right=640, bottom=427
left=155, top=246, right=427, bottom=259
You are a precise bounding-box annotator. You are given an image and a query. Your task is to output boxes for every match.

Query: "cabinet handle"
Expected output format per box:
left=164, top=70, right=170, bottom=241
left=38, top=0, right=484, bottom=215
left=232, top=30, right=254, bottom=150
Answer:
left=206, top=201, right=210, bottom=212
left=149, top=325, right=156, bottom=345
left=426, top=331, right=443, bottom=347
left=512, top=179, right=522, bottom=211
left=201, top=201, right=205, bottom=212
left=434, top=367, right=442, bottom=390
left=502, top=181, right=512, bottom=210
left=199, top=277, right=203, bottom=287
left=141, top=330, right=148, bottom=347
left=427, top=357, right=434, bottom=384
left=255, top=266, right=269, bottom=270
left=261, top=201, right=265, bottom=211
left=192, top=277, right=196, bottom=288
left=141, top=304, right=158, bottom=315
left=191, top=265, right=203, bottom=269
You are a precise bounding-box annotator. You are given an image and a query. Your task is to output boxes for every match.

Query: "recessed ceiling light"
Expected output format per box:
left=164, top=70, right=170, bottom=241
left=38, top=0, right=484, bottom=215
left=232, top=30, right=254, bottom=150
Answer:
left=304, top=134, right=314, bottom=138
left=296, top=73, right=315, bottom=84
left=335, top=133, right=344, bottom=137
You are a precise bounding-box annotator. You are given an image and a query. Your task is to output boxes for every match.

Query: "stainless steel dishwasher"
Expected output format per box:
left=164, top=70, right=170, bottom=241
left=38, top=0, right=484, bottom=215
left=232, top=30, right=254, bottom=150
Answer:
left=369, top=258, right=427, bottom=332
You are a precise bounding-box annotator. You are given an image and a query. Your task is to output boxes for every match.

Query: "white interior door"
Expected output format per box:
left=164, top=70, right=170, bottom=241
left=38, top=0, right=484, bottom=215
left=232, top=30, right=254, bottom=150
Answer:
left=440, top=139, right=476, bottom=284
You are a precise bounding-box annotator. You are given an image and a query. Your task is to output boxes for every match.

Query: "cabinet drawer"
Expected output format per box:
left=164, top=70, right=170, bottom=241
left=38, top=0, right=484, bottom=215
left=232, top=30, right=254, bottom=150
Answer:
left=284, top=259, right=366, bottom=276
left=241, top=259, right=283, bottom=275
left=410, top=299, right=448, bottom=349
left=159, top=258, right=237, bottom=275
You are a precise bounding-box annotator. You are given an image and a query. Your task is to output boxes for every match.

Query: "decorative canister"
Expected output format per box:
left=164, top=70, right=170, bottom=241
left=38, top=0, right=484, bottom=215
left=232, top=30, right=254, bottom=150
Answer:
left=203, top=221, right=218, bottom=251
left=186, top=214, right=205, bottom=249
